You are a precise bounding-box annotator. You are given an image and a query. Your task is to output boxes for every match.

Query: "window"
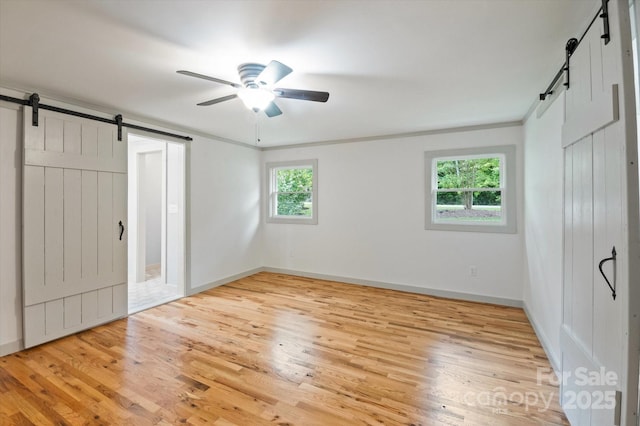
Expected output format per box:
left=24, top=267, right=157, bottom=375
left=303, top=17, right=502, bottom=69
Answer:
left=266, top=159, right=318, bottom=224
left=425, top=145, right=516, bottom=233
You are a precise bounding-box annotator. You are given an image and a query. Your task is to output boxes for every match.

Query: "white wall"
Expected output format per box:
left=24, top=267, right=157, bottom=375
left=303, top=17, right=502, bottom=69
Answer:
left=166, top=142, right=185, bottom=286
left=262, top=125, right=525, bottom=304
left=0, top=90, right=263, bottom=355
left=521, top=93, right=565, bottom=371
left=189, top=136, right=262, bottom=291
left=0, top=103, right=22, bottom=355
left=143, top=151, right=163, bottom=266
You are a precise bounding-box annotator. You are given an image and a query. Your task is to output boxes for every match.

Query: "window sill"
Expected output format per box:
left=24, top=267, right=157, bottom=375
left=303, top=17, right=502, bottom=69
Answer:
left=266, top=216, right=318, bottom=225
left=426, top=220, right=515, bottom=234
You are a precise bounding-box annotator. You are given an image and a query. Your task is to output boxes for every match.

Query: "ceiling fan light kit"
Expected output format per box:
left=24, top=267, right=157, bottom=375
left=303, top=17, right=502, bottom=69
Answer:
left=237, top=87, right=275, bottom=111
left=177, top=60, right=329, bottom=118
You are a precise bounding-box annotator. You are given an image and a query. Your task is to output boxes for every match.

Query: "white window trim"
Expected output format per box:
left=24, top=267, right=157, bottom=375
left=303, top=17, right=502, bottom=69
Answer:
left=266, top=159, right=318, bottom=225
left=424, top=145, right=517, bottom=234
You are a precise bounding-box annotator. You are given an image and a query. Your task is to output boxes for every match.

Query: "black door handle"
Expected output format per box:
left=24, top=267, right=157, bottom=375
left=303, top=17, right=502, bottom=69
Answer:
left=119, top=220, right=124, bottom=241
left=598, top=246, right=616, bottom=300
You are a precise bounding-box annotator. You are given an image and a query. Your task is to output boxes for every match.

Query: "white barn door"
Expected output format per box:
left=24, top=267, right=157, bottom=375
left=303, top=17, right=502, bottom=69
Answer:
left=23, top=106, right=127, bottom=348
left=560, top=1, right=639, bottom=425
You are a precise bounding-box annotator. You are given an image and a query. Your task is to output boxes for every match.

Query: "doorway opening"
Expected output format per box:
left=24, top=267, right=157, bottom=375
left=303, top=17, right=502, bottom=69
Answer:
left=128, top=134, right=186, bottom=313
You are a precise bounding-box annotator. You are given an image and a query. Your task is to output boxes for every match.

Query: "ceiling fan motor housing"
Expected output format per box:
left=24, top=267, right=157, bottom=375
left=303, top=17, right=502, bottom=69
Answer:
left=238, top=63, right=266, bottom=88
left=178, top=60, right=328, bottom=117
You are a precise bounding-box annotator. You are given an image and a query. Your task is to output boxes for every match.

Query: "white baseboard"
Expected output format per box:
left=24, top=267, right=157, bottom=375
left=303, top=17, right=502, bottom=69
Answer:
left=0, top=339, right=23, bottom=357
left=523, top=302, right=560, bottom=374
left=263, top=267, right=523, bottom=308
left=187, top=267, right=264, bottom=296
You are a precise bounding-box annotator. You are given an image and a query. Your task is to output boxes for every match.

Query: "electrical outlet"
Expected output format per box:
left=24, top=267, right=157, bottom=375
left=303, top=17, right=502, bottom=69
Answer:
left=470, top=266, right=478, bottom=277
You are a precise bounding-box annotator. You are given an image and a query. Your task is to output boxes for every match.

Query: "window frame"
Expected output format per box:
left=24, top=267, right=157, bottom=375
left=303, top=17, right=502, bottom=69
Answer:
left=266, top=159, right=318, bottom=225
left=424, top=145, right=516, bottom=234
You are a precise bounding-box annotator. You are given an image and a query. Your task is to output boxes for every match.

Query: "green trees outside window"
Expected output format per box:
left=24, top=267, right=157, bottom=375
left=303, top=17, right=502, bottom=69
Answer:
left=425, top=146, right=516, bottom=233
left=434, top=156, right=503, bottom=222
left=267, top=159, right=317, bottom=225
left=274, top=167, right=313, bottom=216
left=436, top=157, right=501, bottom=209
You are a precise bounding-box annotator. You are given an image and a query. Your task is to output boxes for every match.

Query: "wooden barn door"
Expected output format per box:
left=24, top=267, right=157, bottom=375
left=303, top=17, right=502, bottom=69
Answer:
left=560, top=1, right=639, bottom=425
left=22, top=106, right=127, bottom=348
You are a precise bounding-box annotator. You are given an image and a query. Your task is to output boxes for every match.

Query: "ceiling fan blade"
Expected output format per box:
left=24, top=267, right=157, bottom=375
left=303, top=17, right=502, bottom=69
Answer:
left=197, top=94, right=238, bottom=106
left=264, top=102, right=282, bottom=118
left=177, top=70, right=242, bottom=88
left=274, top=88, right=329, bottom=103
left=256, top=61, right=293, bottom=86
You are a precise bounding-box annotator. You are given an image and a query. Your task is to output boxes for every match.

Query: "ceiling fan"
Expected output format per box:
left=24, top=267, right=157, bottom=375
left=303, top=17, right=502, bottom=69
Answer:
left=177, top=60, right=329, bottom=118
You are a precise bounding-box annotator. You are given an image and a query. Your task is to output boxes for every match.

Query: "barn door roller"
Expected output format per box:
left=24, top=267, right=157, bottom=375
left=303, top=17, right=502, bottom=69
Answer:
left=30, top=93, right=39, bottom=126
left=600, top=0, right=610, bottom=45
left=563, top=38, right=579, bottom=90
left=539, top=0, right=611, bottom=100
left=115, top=114, right=123, bottom=142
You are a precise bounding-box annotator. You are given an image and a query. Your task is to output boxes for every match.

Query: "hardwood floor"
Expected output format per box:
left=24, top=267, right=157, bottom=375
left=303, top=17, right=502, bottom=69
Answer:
left=0, top=272, right=568, bottom=425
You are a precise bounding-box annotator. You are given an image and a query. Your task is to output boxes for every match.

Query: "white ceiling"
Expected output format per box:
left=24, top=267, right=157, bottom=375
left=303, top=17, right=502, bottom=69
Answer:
left=0, top=0, right=596, bottom=147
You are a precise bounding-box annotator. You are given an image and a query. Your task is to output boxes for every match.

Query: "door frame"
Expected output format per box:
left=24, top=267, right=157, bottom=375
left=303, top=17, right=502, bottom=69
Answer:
left=127, top=132, right=188, bottom=300
left=620, top=0, right=640, bottom=424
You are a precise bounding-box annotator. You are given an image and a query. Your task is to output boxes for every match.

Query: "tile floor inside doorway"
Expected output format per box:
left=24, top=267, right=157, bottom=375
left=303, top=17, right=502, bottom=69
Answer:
left=128, top=264, right=181, bottom=313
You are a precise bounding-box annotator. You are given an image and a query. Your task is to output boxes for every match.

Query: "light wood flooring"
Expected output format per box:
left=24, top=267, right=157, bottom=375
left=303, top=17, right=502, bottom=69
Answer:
left=0, top=272, right=568, bottom=425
